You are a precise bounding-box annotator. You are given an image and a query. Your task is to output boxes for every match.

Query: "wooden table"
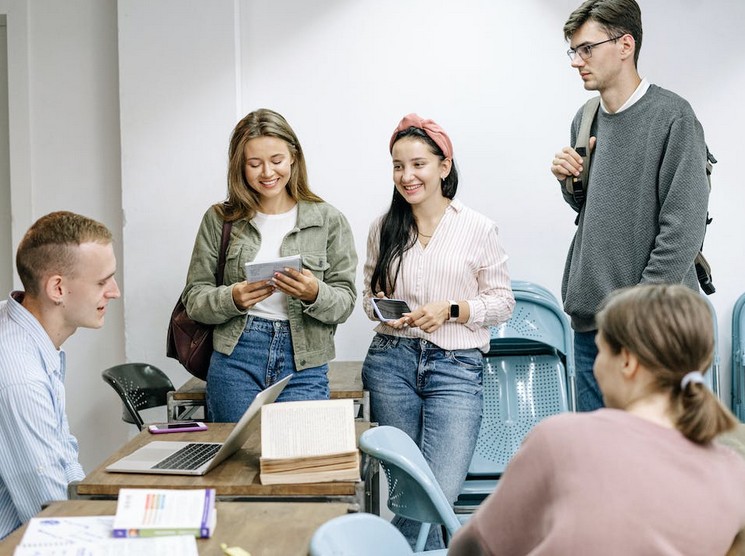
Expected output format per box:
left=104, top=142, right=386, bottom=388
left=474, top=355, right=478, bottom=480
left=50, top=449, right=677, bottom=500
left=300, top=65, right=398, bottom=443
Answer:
left=71, top=421, right=378, bottom=514
left=168, top=360, right=370, bottom=422
left=0, top=500, right=350, bottom=556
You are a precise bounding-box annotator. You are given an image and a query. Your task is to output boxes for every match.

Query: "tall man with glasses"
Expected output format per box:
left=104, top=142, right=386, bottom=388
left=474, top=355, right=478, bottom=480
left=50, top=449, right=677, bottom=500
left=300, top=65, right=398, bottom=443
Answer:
left=550, top=0, right=710, bottom=411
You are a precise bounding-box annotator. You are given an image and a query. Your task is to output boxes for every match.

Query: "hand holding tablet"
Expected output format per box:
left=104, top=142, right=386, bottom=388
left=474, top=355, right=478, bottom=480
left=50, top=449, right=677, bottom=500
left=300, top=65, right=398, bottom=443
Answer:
left=244, top=254, right=302, bottom=283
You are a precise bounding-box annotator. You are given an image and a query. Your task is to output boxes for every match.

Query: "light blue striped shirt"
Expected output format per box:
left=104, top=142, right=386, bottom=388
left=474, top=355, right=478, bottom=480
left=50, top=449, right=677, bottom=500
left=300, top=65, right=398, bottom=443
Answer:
left=0, top=292, right=85, bottom=539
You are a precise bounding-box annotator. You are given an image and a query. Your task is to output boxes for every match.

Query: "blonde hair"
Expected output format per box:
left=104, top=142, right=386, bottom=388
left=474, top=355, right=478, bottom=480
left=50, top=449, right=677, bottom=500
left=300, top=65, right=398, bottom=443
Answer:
left=219, top=108, right=322, bottom=222
left=596, top=284, right=737, bottom=444
left=16, top=211, right=113, bottom=296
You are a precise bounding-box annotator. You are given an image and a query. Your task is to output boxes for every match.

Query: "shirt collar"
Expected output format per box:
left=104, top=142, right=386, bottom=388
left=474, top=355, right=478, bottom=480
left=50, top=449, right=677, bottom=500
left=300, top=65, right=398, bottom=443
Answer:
left=600, top=77, right=650, bottom=114
left=7, top=291, right=65, bottom=378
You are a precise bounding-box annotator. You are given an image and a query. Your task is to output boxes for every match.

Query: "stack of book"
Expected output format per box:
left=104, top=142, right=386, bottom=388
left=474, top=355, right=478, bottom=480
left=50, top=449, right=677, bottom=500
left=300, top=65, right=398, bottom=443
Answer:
left=112, top=488, right=217, bottom=538
left=259, top=398, right=360, bottom=485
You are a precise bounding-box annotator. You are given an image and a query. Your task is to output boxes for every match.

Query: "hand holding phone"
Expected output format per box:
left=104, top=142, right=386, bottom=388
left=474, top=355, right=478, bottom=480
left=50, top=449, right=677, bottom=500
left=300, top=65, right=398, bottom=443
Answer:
left=371, top=298, right=412, bottom=322
left=148, top=422, right=208, bottom=434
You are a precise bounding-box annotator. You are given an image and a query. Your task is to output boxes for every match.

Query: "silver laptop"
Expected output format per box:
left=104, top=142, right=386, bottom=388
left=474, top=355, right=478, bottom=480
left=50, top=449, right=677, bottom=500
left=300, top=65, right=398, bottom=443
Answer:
left=105, top=375, right=291, bottom=476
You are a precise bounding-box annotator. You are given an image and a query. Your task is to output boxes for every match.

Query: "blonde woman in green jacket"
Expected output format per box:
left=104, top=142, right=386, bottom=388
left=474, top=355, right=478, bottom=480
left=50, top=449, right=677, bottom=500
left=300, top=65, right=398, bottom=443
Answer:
left=182, top=109, right=357, bottom=422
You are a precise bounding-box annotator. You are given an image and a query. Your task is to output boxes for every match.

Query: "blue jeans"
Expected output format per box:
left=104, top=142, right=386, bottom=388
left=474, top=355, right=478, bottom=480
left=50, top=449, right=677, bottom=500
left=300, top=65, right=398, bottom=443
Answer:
left=206, top=316, right=329, bottom=422
left=362, top=334, right=483, bottom=550
left=574, top=330, right=604, bottom=412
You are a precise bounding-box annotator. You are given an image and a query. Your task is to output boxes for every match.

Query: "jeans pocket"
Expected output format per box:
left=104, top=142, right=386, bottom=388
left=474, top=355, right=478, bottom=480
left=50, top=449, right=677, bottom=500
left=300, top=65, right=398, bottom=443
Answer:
left=448, top=348, right=484, bottom=371
left=368, top=333, right=395, bottom=353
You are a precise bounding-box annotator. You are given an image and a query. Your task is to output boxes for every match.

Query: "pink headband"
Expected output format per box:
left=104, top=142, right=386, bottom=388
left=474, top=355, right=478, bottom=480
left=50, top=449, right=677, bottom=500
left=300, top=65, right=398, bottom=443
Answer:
left=389, top=113, right=453, bottom=159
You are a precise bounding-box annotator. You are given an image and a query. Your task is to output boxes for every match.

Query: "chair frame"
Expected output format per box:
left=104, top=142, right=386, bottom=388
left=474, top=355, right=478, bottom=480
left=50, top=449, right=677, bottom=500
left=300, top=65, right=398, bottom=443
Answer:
left=101, top=363, right=174, bottom=430
left=358, top=426, right=461, bottom=552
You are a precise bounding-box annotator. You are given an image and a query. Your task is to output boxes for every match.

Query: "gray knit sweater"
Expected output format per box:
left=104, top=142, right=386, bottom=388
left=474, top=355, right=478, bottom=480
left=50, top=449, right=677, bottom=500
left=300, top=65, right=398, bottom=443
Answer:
left=561, top=85, right=709, bottom=331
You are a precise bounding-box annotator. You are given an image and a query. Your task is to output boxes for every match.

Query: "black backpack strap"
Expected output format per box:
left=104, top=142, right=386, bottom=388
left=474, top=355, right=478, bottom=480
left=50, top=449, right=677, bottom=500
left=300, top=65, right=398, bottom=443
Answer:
left=564, top=96, right=601, bottom=206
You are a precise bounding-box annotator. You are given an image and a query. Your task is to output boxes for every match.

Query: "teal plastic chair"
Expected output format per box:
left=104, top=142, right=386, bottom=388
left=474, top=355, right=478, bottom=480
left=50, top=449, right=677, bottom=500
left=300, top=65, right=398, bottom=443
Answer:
left=732, top=294, right=745, bottom=419
left=510, top=280, right=561, bottom=308
left=457, top=286, right=574, bottom=513
left=701, top=296, right=720, bottom=398
left=309, top=512, right=447, bottom=556
left=101, top=363, right=174, bottom=430
left=488, top=289, right=575, bottom=408
left=358, top=426, right=461, bottom=552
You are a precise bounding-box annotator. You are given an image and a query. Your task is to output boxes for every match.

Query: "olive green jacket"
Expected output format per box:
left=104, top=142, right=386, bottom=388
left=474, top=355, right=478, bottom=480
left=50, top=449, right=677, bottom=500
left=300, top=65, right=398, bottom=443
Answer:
left=182, top=201, right=357, bottom=370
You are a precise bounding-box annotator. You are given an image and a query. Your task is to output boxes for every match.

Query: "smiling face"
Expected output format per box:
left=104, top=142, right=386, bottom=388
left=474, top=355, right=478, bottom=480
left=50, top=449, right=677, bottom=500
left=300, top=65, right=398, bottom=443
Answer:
left=391, top=137, right=451, bottom=209
left=60, top=241, right=120, bottom=331
left=569, top=20, right=624, bottom=93
left=243, top=136, right=295, bottom=212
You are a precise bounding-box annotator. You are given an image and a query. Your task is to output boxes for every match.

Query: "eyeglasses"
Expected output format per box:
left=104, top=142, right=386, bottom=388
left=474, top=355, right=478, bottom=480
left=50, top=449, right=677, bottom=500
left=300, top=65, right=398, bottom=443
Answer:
left=567, top=35, right=624, bottom=61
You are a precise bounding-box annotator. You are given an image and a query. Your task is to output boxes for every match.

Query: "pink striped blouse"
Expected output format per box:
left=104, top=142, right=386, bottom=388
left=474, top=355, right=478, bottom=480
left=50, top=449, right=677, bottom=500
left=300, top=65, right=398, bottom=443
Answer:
left=363, top=199, right=515, bottom=352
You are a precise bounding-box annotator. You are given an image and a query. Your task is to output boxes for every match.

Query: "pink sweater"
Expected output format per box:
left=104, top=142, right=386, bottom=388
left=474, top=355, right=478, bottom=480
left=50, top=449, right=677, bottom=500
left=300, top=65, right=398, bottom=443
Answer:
left=450, top=409, right=745, bottom=555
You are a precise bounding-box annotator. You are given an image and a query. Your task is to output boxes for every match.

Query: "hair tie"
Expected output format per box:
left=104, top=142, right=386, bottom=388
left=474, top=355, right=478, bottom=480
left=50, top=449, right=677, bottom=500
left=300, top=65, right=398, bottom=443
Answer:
left=680, top=371, right=706, bottom=390
left=389, top=113, right=454, bottom=159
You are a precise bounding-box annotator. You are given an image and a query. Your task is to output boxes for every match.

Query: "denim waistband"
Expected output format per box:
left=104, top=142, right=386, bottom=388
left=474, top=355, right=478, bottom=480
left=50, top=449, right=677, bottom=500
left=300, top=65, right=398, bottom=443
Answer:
left=377, top=332, right=470, bottom=353
left=246, top=315, right=291, bottom=332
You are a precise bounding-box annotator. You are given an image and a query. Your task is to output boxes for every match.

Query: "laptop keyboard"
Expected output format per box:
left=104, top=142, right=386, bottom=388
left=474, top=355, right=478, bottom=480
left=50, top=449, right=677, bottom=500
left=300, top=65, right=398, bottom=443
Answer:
left=152, top=443, right=221, bottom=470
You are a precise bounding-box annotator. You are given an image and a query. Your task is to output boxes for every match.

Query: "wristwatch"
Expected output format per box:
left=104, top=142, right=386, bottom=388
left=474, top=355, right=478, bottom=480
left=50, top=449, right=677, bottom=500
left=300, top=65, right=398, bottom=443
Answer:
left=448, top=300, right=459, bottom=321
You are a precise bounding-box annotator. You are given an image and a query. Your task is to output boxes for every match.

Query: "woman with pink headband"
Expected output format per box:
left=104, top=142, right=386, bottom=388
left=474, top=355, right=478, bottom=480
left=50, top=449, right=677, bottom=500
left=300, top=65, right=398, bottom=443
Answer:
left=361, top=113, right=515, bottom=550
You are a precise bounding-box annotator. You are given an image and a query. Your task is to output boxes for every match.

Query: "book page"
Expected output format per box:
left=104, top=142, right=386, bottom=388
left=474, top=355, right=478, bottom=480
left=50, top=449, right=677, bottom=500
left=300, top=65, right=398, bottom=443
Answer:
left=261, top=399, right=356, bottom=459
left=14, top=535, right=198, bottom=556
left=19, top=516, right=113, bottom=545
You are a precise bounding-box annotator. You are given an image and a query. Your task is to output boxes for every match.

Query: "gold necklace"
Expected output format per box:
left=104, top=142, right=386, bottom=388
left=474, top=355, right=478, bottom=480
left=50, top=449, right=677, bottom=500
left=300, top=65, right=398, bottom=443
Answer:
left=418, top=231, right=433, bottom=238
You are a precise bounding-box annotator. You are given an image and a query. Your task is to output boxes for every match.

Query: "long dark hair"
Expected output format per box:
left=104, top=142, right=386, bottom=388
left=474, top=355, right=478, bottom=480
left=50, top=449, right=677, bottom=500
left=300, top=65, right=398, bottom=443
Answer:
left=370, top=127, right=459, bottom=295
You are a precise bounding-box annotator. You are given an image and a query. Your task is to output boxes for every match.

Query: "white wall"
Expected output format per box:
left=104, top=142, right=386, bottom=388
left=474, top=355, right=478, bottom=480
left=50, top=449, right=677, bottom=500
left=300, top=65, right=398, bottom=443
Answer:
left=120, top=0, right=745, bottom=405
left=2, top=0, right=744, bottom=471
left=1, top=0, right=126, bottom=470
left=0, top=15, right=11, bottom=296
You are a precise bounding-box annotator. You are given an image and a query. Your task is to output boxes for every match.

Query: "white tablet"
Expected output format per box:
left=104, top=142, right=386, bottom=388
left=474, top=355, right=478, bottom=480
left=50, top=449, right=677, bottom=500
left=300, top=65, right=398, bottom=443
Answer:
left=244, top=254, right=303, bottom=283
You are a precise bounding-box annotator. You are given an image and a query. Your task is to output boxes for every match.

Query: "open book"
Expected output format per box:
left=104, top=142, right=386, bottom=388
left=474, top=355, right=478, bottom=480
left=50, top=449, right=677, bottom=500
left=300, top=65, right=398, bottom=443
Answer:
left=259, top=399, right=360, bottom=485
left=112, top=488, right=216, bottom=538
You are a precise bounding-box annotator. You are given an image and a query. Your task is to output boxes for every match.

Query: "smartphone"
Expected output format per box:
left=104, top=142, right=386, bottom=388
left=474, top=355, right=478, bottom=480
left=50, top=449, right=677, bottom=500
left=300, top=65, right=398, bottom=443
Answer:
left=371, top=298, right=411, bottom=321
left=148, top=422, right=208, bottom=434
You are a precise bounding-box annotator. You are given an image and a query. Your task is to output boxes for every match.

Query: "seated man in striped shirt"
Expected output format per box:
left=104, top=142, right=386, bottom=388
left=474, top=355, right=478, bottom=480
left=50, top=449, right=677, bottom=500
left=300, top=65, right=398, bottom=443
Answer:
left=0, top=211, right=120, bottom=539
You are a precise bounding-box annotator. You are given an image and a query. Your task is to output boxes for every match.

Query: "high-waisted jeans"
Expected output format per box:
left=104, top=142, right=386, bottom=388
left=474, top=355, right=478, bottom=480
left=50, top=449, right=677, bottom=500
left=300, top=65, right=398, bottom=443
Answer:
left=207, top=316, right=329, bottom=422
left=362, top=333, right=483, bottom=550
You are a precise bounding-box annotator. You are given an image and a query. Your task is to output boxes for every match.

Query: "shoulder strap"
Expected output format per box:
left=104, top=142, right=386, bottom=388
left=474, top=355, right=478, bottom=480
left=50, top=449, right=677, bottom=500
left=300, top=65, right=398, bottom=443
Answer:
left=564, top=96, right=601, bottom=205
left=215, top=219, right=233, bottom=285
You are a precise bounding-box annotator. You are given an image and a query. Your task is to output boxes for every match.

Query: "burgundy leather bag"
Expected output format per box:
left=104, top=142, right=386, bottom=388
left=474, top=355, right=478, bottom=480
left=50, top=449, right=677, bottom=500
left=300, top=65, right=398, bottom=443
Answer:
left=166, top=219, right=233, bottom=380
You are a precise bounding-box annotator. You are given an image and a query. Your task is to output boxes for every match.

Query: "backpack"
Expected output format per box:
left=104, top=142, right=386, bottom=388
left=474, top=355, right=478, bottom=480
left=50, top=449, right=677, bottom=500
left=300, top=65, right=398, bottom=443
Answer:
left=563, top=96, right=716, bottom=295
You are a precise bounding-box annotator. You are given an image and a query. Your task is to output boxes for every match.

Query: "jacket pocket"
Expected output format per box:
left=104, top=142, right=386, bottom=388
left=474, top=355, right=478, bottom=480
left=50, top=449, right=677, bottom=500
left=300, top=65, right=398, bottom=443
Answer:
left=301, top=253, right=330, bottom=279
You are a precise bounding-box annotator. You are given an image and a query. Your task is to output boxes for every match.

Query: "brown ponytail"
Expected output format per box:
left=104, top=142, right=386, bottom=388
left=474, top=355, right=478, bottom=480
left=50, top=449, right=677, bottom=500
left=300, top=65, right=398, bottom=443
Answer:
left=596, top=284, right=737, bottom=444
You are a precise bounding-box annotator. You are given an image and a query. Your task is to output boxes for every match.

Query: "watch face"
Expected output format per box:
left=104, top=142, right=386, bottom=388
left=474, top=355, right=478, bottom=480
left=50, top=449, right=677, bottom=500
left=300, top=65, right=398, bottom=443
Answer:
left=450, top=303, right=460, bottom=318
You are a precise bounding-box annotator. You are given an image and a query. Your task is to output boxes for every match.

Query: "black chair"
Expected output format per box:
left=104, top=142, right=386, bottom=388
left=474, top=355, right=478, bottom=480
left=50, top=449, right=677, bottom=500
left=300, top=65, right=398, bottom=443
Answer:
left=101, top=363, right=174, bottom=430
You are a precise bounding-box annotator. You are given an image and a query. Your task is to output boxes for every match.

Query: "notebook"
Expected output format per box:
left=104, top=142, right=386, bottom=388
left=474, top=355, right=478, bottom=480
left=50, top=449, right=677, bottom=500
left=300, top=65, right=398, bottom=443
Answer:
left=105, top=374, right=291, bottom=476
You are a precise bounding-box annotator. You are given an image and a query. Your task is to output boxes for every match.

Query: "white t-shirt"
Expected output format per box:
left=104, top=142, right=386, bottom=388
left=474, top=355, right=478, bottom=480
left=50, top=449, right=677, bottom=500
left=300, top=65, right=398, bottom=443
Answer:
left=248, top=205, right=298, bottom=321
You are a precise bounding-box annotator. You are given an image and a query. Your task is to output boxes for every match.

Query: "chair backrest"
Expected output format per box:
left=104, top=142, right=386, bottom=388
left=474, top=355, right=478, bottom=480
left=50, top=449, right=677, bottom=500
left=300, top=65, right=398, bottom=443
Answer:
left=510, top=280, right=560, bottom=307
left=309, top=512, right=414, bottom=556
left=490, top=288, right=576, bottom=410
left=732, top=293, right=745, bottom=420
left=468, top=354, right=569, bottom=476
left=358, top=427, right=462, bottom=540
left=101, top=363, right=174, bottom=430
